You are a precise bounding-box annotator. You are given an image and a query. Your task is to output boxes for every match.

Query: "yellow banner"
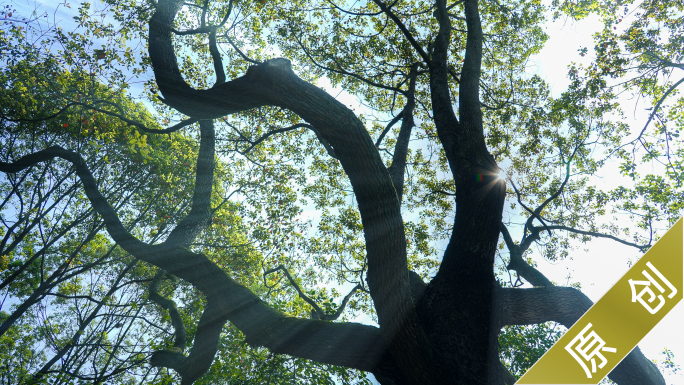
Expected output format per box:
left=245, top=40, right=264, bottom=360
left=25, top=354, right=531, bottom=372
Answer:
left=517, top=218, right=683, bottom=384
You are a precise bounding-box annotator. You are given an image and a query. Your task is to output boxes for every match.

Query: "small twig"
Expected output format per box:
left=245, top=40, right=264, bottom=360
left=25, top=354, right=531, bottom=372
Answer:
left=263, top=265, right=359, bottom=321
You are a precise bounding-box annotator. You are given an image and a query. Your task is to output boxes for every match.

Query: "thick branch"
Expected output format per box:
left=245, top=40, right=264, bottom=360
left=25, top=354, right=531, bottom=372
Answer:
left=0, top=144, right=393, bottom=378
left=150, top=1, right=436, bottom=381
left=497, top=286, right=591, bottom=328
left=458, top=0, right=484, bottom=133
left=165, top=120, right=215, bottom=247
left=0, top=146, right=146, bottom=253
left=148, top=270, right=187, bottom=351
left=387, top=64, right=419, bottom=203
left=208, top=27, right=226, bottom=85
left=151, top=301, right=227, bottom=385
left=497, top=287, right=665, bottom=385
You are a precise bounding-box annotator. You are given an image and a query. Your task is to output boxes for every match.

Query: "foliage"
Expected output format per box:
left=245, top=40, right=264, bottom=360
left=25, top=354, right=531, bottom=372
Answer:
left=0, top=0, right=682, bottom=383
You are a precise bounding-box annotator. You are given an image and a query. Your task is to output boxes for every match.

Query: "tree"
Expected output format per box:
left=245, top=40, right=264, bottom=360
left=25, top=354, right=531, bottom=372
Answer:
left=1, top=0, right=682, bottom=384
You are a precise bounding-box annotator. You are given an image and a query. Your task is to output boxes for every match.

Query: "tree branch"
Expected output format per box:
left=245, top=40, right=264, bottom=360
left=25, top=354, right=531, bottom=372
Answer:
left=388, top=63, right=420, bottom=202
left=164, top=119, right=215, bottom=247
left=0, top=146, right=146, bottom=253
left=496, top=287, right=665, bottom=385
left=208, top=27, right=226, bottom=86
left=148, top=269, right=187, bottom=351
left=28, top=259, right=140, bottom=384
left=0, top=100, right=198, bottom=134
left=148, top=1, right=438, bottom=381
left=500, top=223, right=553, bottom=287
left=375, top=112, right=403, bottom=147
left=265, top=265, right=360, bottom=321
left=535, top=225, right=651, bottom=251
left=371, top=0, right=430, bottom=64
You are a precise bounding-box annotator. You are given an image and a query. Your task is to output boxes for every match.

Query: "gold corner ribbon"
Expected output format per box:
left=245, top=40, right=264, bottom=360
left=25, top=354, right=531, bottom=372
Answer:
left=516, top=218, right=683, bottom=384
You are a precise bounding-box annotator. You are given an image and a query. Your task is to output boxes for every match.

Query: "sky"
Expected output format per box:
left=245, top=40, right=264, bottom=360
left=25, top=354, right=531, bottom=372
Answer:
left=521, top=11, right=684, bottom=384
left=4, top=0, right=684, bottom=383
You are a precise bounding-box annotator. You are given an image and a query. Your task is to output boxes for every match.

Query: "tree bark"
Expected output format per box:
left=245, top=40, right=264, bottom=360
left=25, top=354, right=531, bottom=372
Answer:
left=497, top=287, right=666, bottom=385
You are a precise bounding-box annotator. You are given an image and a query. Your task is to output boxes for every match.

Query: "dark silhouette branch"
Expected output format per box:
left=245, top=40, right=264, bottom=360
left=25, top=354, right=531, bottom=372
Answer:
left=0, top=100, right=198, bottom=134
left=508, top=178, right=552, bottom=239
left=222, top=33, right=262, bottom=65
left=500, top=223, right=553, bottom=287
left=164, top=120, right=215, bottom=247
left=264, top=265, right=360, bottom=321
left=294, top=33, right=406, bottom=94
left=148, top=269, right=187, bottom=351
left=634, top=77, right=684, bottom=148
left=522, top=141, right=583, bottom=239
left=375, top=112, right=403, bottom=147
left=149, top=1, right=438, bottom=382
left=237, top=123, right=310, bottom=154
left=388, top=63, right=420, bottom=202
left=534, top=225, right=651, bottom=251
left=208, top=27, right=226, bottom=85
left=372, top=0, right=430, bottom=64
left=0, top=144, right=392, bottom=378
left=496, top=286, right=665, bottom=385
left=0, top=145, right=147, bottom=252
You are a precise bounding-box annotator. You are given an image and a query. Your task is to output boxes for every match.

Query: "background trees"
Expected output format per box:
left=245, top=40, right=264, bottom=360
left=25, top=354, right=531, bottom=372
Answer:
left=0, top=0, right=682, bottom=384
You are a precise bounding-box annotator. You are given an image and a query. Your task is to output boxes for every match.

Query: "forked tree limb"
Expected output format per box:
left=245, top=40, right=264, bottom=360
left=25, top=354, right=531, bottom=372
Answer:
left=500, top=219, right=664, bottom=385
left=264, top=265, right=361, bottom=321
left=150, top=0, right=437, bottom=382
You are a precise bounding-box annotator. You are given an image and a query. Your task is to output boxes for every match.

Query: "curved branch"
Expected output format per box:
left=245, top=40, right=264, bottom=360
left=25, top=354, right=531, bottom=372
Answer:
left=508, top=178, right=551, bottom=239
left=375, top=112, right=403, bottom=147
left=208, top=27, right=226, bottom=85
left=151, top=301, right=227, bottom=385
left=222, top=33, right=262, bottom=65
left=25, top=147, right=388, bottom=371
left=0, top=146, right=146, bottom=253
left=238, top=123, right=310, bottom=154
left=264, top=264, right=360, bottom=321
left=537, top=225, right=651, bottom=251
left=0, top=146, right=393, bottom=379
left=500, top=223, right=553, bottom=287
left=148, top=270, right=187, bottom=351
left=148, top=1, right=438, bottom=381
left=164, top=120, right=215, bottom=247
left=633, top=77, right=684, bottom=149
left=294, top=33, right=405, bottom=94
left=522, top=142, right=583, bottom=238
left=0, top=100, right=198, bottom=134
